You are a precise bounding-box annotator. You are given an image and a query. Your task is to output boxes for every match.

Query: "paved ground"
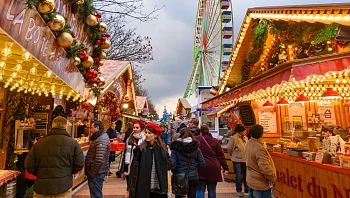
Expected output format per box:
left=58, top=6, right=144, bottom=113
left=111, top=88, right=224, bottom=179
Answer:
left=72, top=161, right=245, bottom=198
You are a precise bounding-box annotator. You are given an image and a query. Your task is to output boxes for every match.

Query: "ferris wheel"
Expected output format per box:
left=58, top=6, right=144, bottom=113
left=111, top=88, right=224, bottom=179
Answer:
left=184, top=0, right=234, bottom=98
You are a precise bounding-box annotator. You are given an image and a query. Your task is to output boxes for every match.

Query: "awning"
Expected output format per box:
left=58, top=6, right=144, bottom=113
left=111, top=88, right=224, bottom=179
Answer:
left=203, top=52, right=350, bottom=109
left=122, top=113, right=140, bottom=120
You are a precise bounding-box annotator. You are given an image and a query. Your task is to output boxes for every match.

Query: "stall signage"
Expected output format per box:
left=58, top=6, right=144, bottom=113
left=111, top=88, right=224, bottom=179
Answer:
left=0, top=0, right=85, bottom=95
left=258, top=101, right=277, bottom=133
left=318, top=102, right=336, bottom=125
left=237, top=102, right=256, bottom=126
left=288, top=103, right=307, bottom=130
left=109, top=77, right=126, bottom=106
left=275, top=168, right=350, bottom=198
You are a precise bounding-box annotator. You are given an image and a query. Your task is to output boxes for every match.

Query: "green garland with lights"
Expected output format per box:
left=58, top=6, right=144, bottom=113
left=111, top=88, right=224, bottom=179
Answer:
left=240, top=19, right=345, bottom=83
left=241, top=19, right=269, bottom=82
left=25, top=0, right=109, bottom=96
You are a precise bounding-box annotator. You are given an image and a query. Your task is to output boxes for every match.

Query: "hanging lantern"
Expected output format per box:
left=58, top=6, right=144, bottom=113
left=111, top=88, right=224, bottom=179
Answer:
left=295, top=94, right=310, bottom=103
left=99, top=22, right=108, bottom=32
left=47, top=14, right=66, bottom=31
left=99, top=52, right=107, bottom=59
left=1, top=42, right=14, bottom=58
left=71, top=57, right=81, bottom=66
left=277, top=98, right=289, bottom=106
left=57, top=32, right=73, bottom=48
left=14, top=60, right=23, bottom=71
left=30, top=63, right=38, bottom=75
left=263, top=101, right=274, bottom=108
left=22, top=52, right=32, bottom=62
left=86, top=14, right=98, bottom=26
left=321, top=88, right=341, bottom=99
left=37, top=0, right=55, bottom=14
left=101, top=40, right=111, bottom=49
left=83, top=56, right=94, bottom=68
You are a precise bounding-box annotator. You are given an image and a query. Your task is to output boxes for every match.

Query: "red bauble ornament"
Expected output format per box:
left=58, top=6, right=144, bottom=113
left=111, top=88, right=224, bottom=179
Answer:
left=96, top=40, right=101, bottom=45
left=96, top=13, right=102, bottom=18
left=104, top=33, right=110, bottom=38
left=101, top=37, right=106, bottom=41
left=93, top=57, right=100, bottom=61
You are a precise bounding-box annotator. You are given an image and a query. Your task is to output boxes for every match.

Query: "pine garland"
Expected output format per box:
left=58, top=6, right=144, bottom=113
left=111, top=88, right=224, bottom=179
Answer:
left=312, top=24, right=339, bottom=44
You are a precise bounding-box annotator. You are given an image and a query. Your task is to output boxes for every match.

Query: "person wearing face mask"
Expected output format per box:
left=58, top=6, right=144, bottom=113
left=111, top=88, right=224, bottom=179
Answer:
left=121, top=120, right=146, bottom=188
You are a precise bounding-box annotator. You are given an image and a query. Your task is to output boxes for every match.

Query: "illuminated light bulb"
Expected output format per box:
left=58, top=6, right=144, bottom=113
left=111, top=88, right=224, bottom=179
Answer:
left=40, top=83, right=45, bottom=88
left=28, top=88, right=32, bottom=92
left=19, top=79, right=23, bottom=85
left=38, top=92, right=42, bottom=96
left=322, top=15, right=327, bottom=20
left=336, top=79, right=340, bottom=83
left=302, top=15, right=307, bottom=20
left=24, top=90, right=28, bottom=94
left=8, top=78, right=13, bottom=82
left=14, top=61, right=23, bottom=71
left=29, top=81, right=34, bottom=86
left=1, top=42, right=14, bottom=58
left=31, top=91, right=35, bottom=95
left=30, top=63, right=38, bottom=75
left=308, top=15, right=313, bottom=20
left=0, top=60, right=6, bottom=68
left=343, top=79, right=347, bottom=84
left=45, top=71, right=52, bottom=77
left=344, top=15, right=350, bottom=21
left=297, top=14, right=302, bottom=19
left=10, top=87, right=14, bottom=91
left=11, top=72, right=17, bottom=78
left=336, top=15, right=342, bottom=21
left=22, top=52, right=32, bottom=62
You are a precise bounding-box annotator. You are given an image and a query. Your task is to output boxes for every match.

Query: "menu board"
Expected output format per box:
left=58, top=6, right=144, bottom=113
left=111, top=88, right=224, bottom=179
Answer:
left=258, top=101, right=277, bottom=134
left=238, top=102, right=256, bottom=126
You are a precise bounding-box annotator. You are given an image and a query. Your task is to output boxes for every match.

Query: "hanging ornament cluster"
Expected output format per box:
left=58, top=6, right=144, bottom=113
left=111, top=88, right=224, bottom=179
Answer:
left=27, top=0, right=112, bottom=97
left=98, top=91, right=122, bottom=121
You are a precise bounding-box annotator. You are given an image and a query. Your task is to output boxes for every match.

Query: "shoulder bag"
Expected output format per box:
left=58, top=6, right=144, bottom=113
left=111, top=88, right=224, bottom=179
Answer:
left=171, top=153, right=193, bottom=196
left=201, top=136, right=216, bottom=154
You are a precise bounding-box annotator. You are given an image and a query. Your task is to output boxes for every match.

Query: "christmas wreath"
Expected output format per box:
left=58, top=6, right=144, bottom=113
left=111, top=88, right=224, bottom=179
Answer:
left=98, top=91, right=122, bottom=121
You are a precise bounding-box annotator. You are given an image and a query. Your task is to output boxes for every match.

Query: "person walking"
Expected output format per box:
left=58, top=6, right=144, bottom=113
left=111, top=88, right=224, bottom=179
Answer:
left=245, top=125, right=276, bottom=198
left=127, top=122, right=171, bottom=198
left=188, top=118, right=200, bottom=136
left=123, top=122, right=134, bottom=143
left=106, top=122, right=117, bottom=176
left=121, top=120, right=146, bottom=185
left=170, top=128, right=205, bottom=198
left=195, top=125, right=229, bottom=198
left=227, top=124, right=249, bottom=197
left=85, top=121, right=110, bottom=198
left=25, top=116, right=84, bottom=198
left=160, top=123, right=171, bottom=147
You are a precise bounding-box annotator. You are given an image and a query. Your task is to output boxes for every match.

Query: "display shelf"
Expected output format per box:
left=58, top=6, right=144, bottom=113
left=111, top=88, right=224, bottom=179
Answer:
left=31, top=113, right=49, bottom=137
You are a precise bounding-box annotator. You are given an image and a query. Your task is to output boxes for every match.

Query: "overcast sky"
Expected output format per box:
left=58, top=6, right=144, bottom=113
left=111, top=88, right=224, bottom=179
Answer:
left=133, top=0, right=348, bottom=116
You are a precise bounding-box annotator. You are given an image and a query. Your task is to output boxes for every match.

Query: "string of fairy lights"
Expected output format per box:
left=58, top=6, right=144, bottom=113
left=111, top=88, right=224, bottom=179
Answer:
left=1, top=41, right=85, bottom=102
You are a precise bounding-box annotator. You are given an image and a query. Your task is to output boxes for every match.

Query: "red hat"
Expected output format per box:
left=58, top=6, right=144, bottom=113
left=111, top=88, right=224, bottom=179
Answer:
left=133, top=120, right=145, bottom=130
left=146, top=122, right=162, bottom=136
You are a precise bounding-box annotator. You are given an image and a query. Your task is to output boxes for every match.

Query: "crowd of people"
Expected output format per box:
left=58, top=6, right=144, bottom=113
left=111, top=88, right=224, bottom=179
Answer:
left=16, top=116, right=277, bottom=198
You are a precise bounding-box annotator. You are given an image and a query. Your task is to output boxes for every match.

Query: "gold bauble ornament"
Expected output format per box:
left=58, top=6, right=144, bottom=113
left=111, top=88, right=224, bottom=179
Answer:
left=72, top=57, right=81, bottom=66
left=101, top=40, right=111, bottom=49
left=99, top=60, right=104, bottom=66
left=57, top=32, right=73, bottom=48
left=99, top=52, right=107, bottom=59
left=37, top=0, right=55, bottom=14
left=83, top=56, right=94, bottom=68
left=75, top=0, right=84, bottom=5
left=98, top=77, right=106, bottom=87
left=99, top=22, right=108, bottom=32
left=86, top=14, right=98, bottom=26
left=47, top=14, right=65, bottom=31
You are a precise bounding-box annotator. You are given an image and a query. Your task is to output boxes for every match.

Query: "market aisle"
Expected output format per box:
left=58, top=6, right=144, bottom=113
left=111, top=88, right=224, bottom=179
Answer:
left=72, top=162, right=240, bottom=198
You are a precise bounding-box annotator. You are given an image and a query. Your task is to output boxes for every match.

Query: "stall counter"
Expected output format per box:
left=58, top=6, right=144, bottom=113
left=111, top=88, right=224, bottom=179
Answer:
left=270, top=152, right=350, bottom=198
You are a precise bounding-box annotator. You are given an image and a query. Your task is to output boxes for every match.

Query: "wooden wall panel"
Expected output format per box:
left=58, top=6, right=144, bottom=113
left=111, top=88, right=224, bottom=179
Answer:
left=271, top=152, right=350, bottom=198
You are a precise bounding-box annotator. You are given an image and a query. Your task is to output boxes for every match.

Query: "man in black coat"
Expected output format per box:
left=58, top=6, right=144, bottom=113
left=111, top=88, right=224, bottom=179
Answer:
left=25, top=116, right=84, bottom=197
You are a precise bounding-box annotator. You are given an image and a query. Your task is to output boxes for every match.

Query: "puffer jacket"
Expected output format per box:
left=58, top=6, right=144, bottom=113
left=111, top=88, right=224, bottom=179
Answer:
left=25, top=128, right=84, bottom=195
left=170, top=139, right=205, bottom=180
left=85, top=130, right=110, bottom=178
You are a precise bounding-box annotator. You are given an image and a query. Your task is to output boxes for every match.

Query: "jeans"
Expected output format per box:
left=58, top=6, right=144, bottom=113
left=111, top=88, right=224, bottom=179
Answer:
left=175, top=179, right=199, bottom=198
left=88, top=174, right=105, bottom=198
left=196, top=180, right=217, bottom=198
left=248, top=188, right=273, bottom=198
left=232, top=162, right=249, bottom=193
